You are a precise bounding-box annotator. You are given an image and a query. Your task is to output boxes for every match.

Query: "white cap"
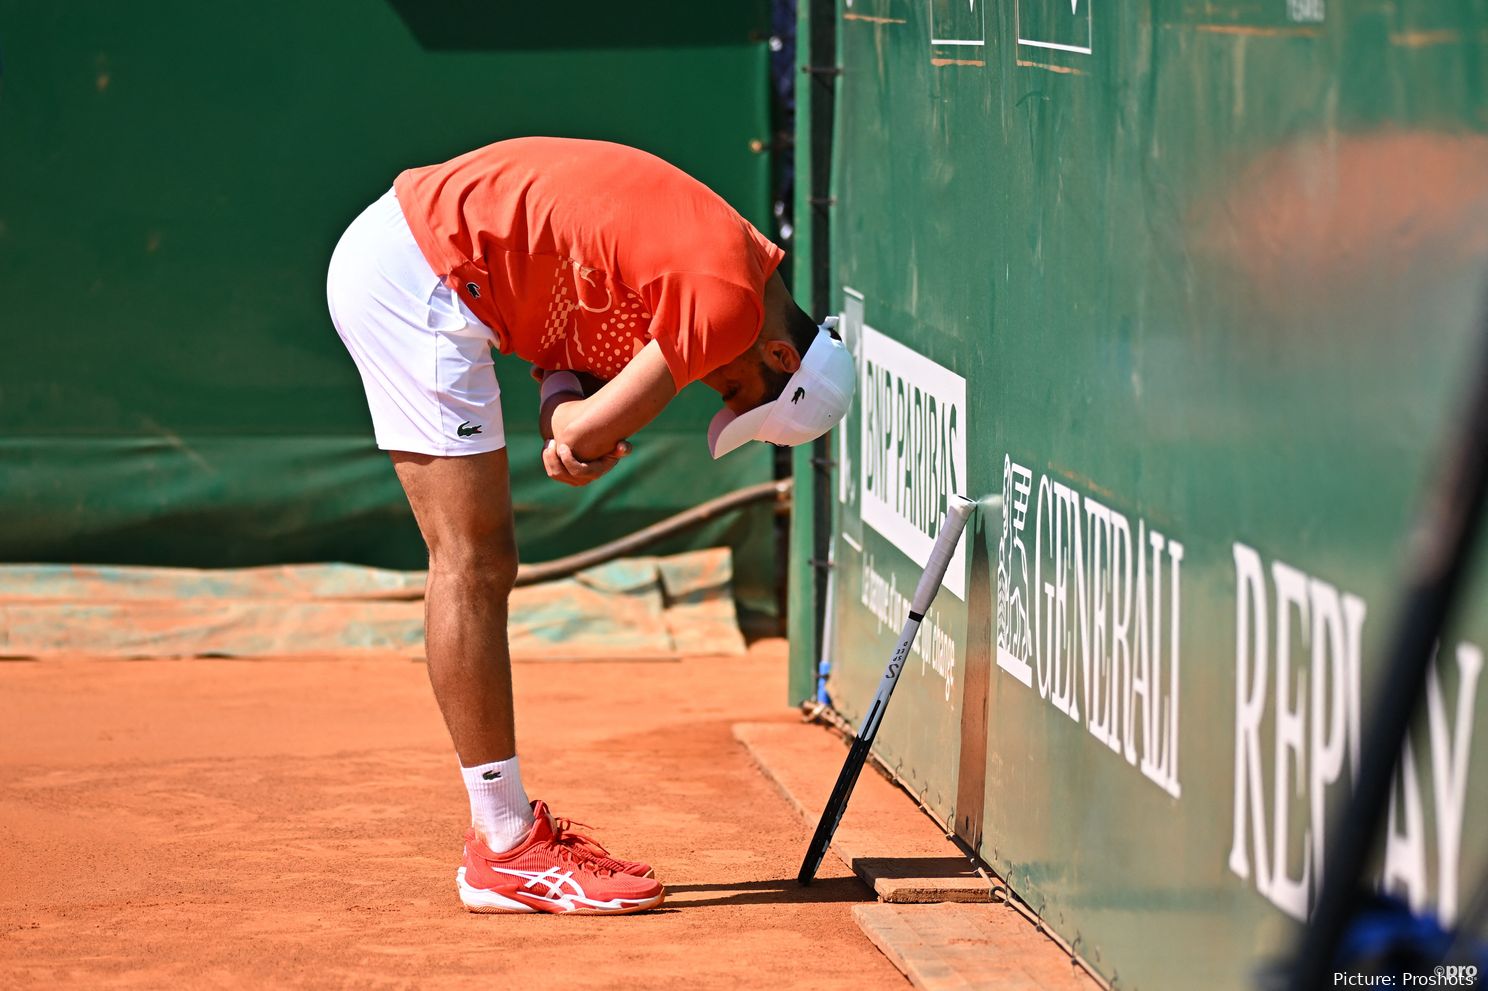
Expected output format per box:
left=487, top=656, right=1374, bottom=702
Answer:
left=708, top=318, right=856, bottom=459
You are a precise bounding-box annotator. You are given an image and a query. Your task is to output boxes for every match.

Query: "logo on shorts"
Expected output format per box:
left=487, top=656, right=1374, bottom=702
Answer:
left=791, top=387, right=806, bottom=404
left=458, top=422, right=483, bottom=438
left=465, top=282, right=482, bottom=299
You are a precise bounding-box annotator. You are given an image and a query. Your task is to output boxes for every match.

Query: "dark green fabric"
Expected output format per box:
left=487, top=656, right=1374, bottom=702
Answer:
left=0, top=0, right=778, bottom=614
left=385, top=0, right=768, bottom=50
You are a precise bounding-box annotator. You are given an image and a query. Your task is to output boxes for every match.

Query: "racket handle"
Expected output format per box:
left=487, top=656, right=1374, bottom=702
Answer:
left=910, top=496, right=975, bottom=615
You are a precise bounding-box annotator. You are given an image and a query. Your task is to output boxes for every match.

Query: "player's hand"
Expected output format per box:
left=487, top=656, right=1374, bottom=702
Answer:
left=542, top=438, right=632, bottom=487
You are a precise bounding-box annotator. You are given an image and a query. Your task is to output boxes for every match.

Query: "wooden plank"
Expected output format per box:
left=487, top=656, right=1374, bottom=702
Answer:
left=853, top=903, right=1101, bottom=991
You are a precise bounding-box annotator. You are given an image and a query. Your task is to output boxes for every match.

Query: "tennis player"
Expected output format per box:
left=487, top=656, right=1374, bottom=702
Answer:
left=326, top=137, right=854, bottom=914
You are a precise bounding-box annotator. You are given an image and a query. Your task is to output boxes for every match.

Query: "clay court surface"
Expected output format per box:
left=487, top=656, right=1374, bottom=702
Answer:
left=0, top=641, right=908, bottom=989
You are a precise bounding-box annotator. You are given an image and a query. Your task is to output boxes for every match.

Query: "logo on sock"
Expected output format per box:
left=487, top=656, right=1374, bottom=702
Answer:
left=481, top=769, right=502, bottom=781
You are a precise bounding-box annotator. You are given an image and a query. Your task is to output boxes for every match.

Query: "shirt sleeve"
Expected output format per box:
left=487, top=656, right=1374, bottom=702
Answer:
left=643, top=273, right=765, bottom=391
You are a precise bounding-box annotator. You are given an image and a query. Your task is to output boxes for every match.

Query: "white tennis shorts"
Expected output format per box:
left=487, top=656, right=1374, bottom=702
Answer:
left=326, top=188, right=505, bottom=456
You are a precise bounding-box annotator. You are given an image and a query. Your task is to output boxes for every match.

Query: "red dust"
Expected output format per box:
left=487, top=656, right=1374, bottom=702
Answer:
left=0, top=641, right=906, bottom=989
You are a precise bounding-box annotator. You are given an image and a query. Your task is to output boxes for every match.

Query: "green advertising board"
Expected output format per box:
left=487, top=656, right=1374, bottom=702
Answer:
left=811, top=0, right=1488, bottom=986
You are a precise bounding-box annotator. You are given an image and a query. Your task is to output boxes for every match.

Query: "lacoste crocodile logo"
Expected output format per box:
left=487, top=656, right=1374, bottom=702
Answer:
left=481, top=769, right=502, bottom=781
left=458, top=422, right=483, bottom=438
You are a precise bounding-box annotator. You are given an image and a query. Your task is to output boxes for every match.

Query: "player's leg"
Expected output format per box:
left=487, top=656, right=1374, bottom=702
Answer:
left=389, top=449, right=519, bottom=764
left=389, top=448, right=535, bottom=850
left=391, top=449, right=662, bottom=914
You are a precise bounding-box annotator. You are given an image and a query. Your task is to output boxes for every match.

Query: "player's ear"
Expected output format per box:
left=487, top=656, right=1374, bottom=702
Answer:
left=763, top=338, right=802, bottom=374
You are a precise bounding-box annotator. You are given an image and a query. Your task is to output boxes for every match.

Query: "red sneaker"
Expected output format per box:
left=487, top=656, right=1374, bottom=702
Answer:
left=552, top=812, right=656, bottom=879
left=458, top=801, right=664, bottom=915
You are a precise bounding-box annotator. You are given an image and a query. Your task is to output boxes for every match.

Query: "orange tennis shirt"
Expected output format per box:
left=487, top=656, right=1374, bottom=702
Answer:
left=394, top=137, right=786, bottom=388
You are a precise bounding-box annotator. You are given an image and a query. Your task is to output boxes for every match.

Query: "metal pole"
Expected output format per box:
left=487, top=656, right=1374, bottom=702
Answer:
left=1285, top=285, right=1488, bottom=989
left=806, top=0, right=837, bottom=665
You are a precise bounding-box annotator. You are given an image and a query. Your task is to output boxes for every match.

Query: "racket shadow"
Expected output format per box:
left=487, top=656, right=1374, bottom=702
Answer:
left=662, top=875, right=872, bottom=907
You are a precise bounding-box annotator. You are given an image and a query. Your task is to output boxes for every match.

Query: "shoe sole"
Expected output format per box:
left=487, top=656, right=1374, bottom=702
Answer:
left=457, top=868, right=665, bottom=916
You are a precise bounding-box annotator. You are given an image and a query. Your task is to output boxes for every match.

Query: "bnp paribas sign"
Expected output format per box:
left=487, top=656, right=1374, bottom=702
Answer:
left=858, top=325, right=969, bottom=600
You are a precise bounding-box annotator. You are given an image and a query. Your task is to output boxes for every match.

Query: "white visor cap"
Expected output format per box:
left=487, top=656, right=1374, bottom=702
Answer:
left=708, top=318, right=856, bottom=459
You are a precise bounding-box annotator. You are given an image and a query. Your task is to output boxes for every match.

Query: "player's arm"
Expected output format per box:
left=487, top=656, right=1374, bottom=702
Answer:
left=536, top=370, right=609, bottom=443
left=551, top=341, right=677, bottom=459
left=543, top=341, right=679, bottom=485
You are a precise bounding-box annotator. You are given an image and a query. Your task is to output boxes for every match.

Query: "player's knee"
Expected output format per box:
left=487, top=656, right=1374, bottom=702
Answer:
left=427, top=538, right=519, bottom=596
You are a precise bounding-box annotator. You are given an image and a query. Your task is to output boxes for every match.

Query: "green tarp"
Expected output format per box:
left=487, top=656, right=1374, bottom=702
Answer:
left=0, top=549, right=746, bottom=660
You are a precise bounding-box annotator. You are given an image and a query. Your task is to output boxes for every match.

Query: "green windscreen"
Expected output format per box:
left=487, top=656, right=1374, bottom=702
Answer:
left=803, top=1, right=1488, bottom=986
left=0, top=0, right=780, bottom=613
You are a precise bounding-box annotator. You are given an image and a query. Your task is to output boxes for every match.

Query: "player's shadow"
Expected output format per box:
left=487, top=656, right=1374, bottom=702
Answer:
left=661, top=875, right=871, bottom=907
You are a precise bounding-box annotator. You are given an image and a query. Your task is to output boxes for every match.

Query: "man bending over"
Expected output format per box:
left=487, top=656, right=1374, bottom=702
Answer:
left=326, top=137, right=854, bottom=915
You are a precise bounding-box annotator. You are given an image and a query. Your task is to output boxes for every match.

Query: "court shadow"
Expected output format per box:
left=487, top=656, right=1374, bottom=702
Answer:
left=662, top=875, right=872, bottom=907
left=851, top=856, right=986, bottom=882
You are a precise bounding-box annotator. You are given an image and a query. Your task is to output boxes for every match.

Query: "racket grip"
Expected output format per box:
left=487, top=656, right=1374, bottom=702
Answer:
left=909, top=496, right=976, bottom=615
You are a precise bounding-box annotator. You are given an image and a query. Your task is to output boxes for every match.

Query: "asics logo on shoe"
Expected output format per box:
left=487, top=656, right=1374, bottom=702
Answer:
left=484, top=866, right=654, bottom=912
left=492, top=867, right=585, bottom=900
left=458, top=421, right=483, bottom=437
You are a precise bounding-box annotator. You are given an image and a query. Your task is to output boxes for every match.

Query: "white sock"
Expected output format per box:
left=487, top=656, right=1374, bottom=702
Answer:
left=460, top=755, right=534, bottom=853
